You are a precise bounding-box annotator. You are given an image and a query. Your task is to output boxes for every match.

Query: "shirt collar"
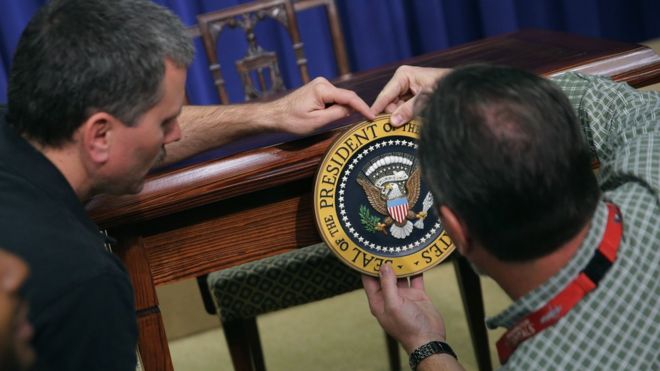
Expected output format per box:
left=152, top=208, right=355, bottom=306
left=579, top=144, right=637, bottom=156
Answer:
left=486, top=201, right=609, bottom=329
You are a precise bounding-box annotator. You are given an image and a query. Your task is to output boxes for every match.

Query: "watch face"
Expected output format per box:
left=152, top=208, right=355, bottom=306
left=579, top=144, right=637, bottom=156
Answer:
left=314, top=115, right=454, bottom=277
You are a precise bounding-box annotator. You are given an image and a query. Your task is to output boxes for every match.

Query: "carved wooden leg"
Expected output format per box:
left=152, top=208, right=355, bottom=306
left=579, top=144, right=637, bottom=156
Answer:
left=114, top=232, right=174, bottom=371
left=136, top=309, right=173, bottom=370
left=453, top=255, right=493, bottom=371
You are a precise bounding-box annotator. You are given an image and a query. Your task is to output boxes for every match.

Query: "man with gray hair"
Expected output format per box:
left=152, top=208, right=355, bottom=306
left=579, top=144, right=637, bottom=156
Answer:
left=0, top=0, right=373, bottom=369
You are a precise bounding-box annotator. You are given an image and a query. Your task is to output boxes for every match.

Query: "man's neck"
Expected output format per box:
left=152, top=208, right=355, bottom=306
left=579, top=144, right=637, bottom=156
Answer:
left=28, top=138, right=92, bottom=201
left=487, top=221, right=592, bottom=300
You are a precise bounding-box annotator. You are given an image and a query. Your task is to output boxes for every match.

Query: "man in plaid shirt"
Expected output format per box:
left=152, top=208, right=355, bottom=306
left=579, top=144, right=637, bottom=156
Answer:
left=364, top=64, right=658, bottom=370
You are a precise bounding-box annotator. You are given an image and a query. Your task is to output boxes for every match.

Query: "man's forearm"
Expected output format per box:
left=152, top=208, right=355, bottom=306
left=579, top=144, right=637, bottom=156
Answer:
left=160, top=77, right=374, bottom=166
left=553, top=72, right=660, bottom=193
left=162, top=103, right=279, bottom=165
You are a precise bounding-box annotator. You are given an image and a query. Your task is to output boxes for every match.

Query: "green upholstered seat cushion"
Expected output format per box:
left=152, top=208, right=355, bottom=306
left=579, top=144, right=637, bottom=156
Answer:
left=207, top=243, right=361, bottom=322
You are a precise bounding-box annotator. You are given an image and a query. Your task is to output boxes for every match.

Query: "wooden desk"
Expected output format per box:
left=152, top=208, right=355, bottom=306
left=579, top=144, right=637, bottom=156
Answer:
left=87, top=30, right=660, bottom=371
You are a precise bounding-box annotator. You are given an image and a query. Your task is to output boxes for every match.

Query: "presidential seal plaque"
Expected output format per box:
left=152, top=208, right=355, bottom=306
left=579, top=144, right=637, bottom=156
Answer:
left=314, top=115, right=454, bottom=277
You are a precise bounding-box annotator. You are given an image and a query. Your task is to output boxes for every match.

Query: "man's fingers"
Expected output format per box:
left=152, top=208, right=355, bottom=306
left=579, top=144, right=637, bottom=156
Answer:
left=362, top=274, right=380, bottom=297
left=371, top=77, right=408, bottom=116
left=410, top=273, right=425, bottom=290
left=385, top=102, right=400, bottom=114
left=390, top=97, right=417, bottom=126
left=320, top=85, right=374, bottom=120
left=315, top=104, right=351, bottom=123
left=361, top=274, right=383, bottom=314
left=379, top=263, right=400, bottom=308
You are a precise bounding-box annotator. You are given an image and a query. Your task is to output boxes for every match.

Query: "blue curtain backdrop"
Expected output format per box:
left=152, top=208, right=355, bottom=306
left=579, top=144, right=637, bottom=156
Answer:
left=1, top=0, right=659, bottom=105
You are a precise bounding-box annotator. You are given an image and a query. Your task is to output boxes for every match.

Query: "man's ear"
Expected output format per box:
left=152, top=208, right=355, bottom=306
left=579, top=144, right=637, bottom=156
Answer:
left=79, top=112, right=117, bottom=165
left=439, top=205, right=472, bottom=256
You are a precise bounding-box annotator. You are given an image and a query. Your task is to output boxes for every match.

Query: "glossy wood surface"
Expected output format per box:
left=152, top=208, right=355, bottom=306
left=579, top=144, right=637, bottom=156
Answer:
left=86, top=30, right=660, bottom=371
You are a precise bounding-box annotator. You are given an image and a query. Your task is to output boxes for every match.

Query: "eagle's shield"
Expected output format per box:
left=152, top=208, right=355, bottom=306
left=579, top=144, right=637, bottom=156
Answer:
left=387, top=197, right=408, bottom=224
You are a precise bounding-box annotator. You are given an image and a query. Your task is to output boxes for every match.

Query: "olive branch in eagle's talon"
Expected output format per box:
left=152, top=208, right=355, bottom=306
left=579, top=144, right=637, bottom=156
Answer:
left=359, top=205, right=387, bottom=234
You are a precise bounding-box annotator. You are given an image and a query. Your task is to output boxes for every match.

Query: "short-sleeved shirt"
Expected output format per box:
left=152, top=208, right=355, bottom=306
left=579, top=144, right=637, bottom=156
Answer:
left=486, top=73, right=659, bottom=370
left=0, top=106, right=137, bottom=370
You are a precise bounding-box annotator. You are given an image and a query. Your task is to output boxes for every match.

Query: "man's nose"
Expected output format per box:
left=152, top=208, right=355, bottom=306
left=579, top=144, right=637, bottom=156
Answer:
left=165, top=122, right=182, bottom=144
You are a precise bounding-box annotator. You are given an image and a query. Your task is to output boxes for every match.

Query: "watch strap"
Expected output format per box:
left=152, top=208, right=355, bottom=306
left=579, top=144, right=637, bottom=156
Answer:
left=409, top=341, right=457, bottom=370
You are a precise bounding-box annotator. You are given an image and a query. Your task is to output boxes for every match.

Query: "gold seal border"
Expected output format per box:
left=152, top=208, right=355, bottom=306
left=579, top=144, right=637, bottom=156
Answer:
left=313, top=115, right=454, bottom=277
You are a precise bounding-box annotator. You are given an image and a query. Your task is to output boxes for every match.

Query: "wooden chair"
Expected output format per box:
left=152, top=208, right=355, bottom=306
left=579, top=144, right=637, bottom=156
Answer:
left=197, top=0, right=308, bottom=103
left=197, top=243, right=402, bottom=371
left=183, top=25, right=202, bottom=105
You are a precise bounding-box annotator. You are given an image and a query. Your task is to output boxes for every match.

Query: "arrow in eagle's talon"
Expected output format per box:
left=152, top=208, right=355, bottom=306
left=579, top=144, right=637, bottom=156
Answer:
left=375, top=223, right=388, bottom=235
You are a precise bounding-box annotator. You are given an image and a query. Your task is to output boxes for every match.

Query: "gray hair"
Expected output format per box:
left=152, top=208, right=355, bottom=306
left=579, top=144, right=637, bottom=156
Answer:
left=7, top=0, right=194, bottom=146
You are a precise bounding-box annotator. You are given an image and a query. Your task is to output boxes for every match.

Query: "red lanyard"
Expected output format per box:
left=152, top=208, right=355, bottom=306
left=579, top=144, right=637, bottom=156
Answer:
left=496, top=203, right=623, bottom=364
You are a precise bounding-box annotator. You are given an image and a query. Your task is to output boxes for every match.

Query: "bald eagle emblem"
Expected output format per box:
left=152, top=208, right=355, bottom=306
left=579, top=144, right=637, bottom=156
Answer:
left=357, top=153, right=434, bottom=239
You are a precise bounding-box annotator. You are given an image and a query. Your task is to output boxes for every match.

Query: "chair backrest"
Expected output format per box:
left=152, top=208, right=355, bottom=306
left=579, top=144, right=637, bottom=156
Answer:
left=292, top=0, right=350, bottom=77
left=185, top=24, right=202, bottom=39
left=183, top=25, right=202, bottom=105
left=197, top=0, right=309, bottom=104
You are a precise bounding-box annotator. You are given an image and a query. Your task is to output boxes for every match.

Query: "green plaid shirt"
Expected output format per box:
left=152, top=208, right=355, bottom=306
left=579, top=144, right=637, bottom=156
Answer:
left=486, top=73, right=660, bottom=370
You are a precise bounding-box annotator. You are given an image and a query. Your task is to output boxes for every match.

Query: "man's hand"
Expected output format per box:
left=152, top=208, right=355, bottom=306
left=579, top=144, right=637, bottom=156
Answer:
left=266, top=77, right=375, bottom=135
left=362, top=263, right=446, bottom=354
left=371, top=66, right=451, bottom=126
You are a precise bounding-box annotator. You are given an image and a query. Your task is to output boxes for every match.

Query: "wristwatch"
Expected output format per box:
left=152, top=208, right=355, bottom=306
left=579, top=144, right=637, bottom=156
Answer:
left=409, top=341, right=457, bottom=370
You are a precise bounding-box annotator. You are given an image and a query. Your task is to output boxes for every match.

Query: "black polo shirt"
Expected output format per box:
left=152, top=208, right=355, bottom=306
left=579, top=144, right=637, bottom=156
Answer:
left=0, top=106, right=137, bottom=370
